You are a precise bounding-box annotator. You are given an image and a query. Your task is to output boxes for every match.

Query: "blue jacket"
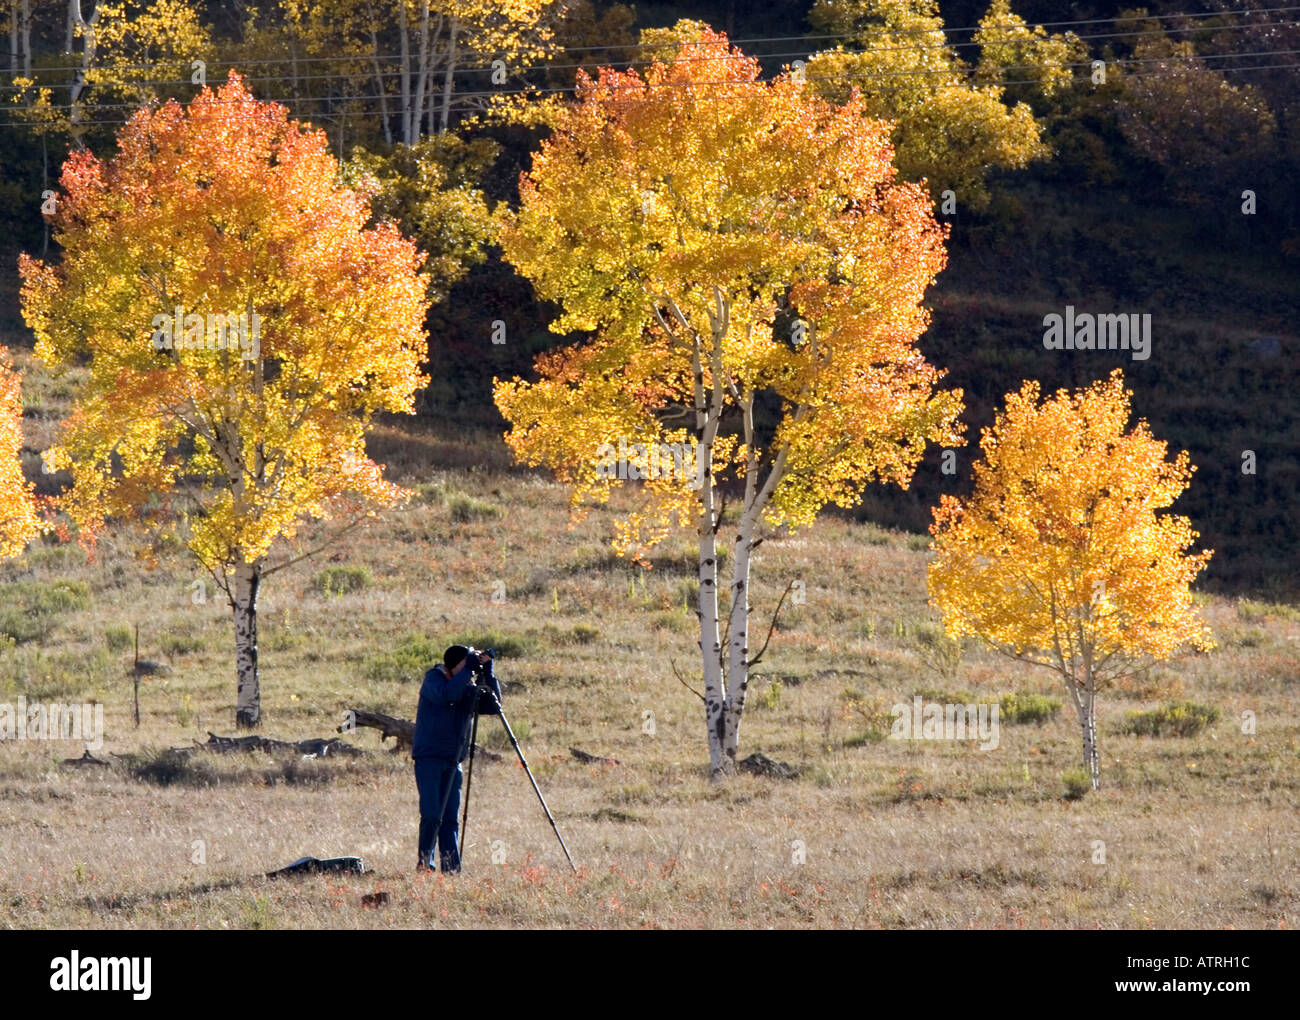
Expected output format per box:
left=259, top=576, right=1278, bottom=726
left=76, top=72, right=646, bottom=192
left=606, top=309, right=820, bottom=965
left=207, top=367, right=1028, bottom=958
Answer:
left=412, top=659, right=502, bottom=763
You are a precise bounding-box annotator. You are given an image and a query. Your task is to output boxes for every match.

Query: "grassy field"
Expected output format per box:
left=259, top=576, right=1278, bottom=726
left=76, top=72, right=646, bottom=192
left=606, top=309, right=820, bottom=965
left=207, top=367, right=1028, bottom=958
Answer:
left=0, top=352, right=1296, bottom=930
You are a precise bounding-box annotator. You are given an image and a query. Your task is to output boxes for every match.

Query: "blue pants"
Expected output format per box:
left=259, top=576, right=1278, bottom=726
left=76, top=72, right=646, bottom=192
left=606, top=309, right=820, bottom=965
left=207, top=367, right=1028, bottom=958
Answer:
left=415, top=758, right=462, bottom=871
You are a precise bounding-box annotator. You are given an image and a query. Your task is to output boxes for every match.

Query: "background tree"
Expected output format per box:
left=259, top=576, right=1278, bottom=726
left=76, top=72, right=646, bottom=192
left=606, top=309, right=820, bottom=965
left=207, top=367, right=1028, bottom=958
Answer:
left=19, top=73, right=430, bottom=728
left=928, top=370, right=1215, bottom=790
left=494, top=23, right=964, bottom=777
left=805, top=0, right=1077, bottom=210
left=344, top=133, right=498, bottom=306
left=1114, top=13, right=1277, bottom=206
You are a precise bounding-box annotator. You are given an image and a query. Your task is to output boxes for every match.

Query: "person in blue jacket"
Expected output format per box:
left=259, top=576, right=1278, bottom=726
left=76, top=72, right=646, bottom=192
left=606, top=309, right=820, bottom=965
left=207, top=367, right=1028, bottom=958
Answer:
left=412, top=644, right=502, bottom=873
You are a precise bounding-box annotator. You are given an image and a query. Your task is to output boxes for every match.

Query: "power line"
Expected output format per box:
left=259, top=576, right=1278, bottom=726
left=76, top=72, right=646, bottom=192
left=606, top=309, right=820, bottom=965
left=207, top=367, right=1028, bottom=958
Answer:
left=4, top=4, right=1295, bottom=80
left=481, top=4, right=1300, bottom=53
left=4, top=42, right=1295, bottom=118
left=5, top=17, right=1297, bottom=95
left=2, top=59, right=1294, bottom=131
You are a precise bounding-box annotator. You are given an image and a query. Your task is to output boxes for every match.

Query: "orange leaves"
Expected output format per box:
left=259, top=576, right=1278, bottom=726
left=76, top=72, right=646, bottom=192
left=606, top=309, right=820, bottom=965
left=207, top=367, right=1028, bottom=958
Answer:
left=495, top=22, right=963, bottom=555
left=929, top=369, right=1214, bottom=679
left=0, top=347, right=43, bottom=560
left=19, top=72, right=430, bottom=567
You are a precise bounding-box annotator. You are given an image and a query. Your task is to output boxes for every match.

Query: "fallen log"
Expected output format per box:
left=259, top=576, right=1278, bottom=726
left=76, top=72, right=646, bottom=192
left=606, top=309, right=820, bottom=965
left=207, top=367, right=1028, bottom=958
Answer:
left=202, top=732, right=361, bottom=758
left=60, top=749, right=111, bottom=767
left=570, top=747, right=620, bottom=766
left=340, top=708, right=413, bottom=751
left=339, top=708, right=504, bottom=761
left=266, top=856, right=367, bottom=879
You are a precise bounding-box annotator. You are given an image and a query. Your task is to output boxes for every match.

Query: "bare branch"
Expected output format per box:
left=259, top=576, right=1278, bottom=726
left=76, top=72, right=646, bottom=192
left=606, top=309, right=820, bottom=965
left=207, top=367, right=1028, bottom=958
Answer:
left=670, top=657, right=706, bottom=702
left=746, top=578, right=798, bottom=670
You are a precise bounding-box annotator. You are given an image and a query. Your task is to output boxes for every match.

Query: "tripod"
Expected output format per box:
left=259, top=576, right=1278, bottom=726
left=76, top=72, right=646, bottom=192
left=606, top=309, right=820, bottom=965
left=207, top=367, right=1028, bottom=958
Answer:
left=438, top=693, right=578, bottom=874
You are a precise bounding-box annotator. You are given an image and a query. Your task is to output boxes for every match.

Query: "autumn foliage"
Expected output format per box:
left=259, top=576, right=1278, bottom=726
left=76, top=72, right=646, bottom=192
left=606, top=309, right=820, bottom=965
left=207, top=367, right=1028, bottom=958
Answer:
left=928, top=370, right=1214, bottom=788
left=0, top=347, right=43, bottom=560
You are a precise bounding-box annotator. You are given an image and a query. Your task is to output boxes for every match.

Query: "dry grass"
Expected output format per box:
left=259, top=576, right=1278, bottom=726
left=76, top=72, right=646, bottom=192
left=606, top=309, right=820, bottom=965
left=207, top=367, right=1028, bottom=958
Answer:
left=0, top=353, right=1296, bottom=928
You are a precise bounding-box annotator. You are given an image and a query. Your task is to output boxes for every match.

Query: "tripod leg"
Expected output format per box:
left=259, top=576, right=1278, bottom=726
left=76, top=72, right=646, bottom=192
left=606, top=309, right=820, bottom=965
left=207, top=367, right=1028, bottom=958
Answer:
left=460, top=712, right=478, bottom=856
left=497, top=708, right=578, bottom=873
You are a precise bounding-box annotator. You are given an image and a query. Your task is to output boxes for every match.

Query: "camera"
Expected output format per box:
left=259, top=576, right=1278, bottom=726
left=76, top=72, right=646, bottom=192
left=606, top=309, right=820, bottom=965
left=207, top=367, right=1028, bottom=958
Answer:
left=465, top=648, right=500, bottom=715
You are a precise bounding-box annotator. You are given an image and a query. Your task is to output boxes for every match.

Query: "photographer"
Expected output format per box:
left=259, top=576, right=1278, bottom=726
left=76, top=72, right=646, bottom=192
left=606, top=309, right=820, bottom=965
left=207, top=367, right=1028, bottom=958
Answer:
left=412, top=644, right=502, bottom=873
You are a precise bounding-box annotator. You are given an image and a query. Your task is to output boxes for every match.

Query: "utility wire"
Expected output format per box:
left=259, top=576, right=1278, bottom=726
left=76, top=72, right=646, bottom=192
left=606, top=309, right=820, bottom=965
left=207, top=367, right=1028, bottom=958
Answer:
left=4, top=42, right=1295, bottom=118
left=3, top=4, right=1295, bottom=79
left=2, top=59, right=1293, bottom=131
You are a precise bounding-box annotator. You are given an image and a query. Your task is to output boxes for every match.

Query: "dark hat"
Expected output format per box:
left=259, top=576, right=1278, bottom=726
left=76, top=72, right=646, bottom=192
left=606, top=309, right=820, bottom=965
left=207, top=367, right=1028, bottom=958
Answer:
left=443, top=645, right=470, bottom=671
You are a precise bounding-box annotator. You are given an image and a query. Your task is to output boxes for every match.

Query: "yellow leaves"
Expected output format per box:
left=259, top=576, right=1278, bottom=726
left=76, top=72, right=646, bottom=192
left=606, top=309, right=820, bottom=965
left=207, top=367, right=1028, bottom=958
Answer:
left=974, top=0, right=1084, bottom=98
left=805, top=0, right=1055, bottom=210
left=929, top=369, right=1214, bottom=680
left=0, top=348, right=44, bottom=560
left=19, top=73, right=429, bottom=567
left=495, top=22, right=964, bottom=559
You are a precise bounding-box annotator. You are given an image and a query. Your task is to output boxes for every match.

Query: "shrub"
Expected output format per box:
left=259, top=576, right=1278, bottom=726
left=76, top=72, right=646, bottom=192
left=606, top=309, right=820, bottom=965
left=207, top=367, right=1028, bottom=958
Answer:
left=1063, top=768, right=1091, bottom=799
left=362, top=630, right=542, bottom=683
left=311, top=565, right=373, bottom=597
left=104, top=625, right=132, bottom=652
left=651, top=608, right=692, bottom=633
left=566, top=544, right=623, bottom=572
left=416, top=481, right=446, bottom=506
left=0, top=646, right=111, bottom=699
left=540, top=622, right=602, bottom=645
left=482, top=716, right=530, bottom=749
left=569, top=624, right=600, bottom=645
left=131, top=747, right=221, bottom=787
left=912, top=621, right=963, bottom=682
left=160, top=632, right=207, bottom=657
left=1120, top=700, right=1221, bottom=738
left=362, top=635, right=441, bottom=684
left=448, top=493, right=501, bottom=522
left=999, top=692, right=1063, bottom=725
left=1237, top=599, right=1300, bottom=623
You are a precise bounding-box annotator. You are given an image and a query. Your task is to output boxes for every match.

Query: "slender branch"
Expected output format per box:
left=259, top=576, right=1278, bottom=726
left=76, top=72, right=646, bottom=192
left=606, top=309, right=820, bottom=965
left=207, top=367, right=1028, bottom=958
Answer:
left=670, top=657, right=706, bottom=702
left=261, top=511, right=377, bottom=577
left=746, top=578, right=797, bottom=669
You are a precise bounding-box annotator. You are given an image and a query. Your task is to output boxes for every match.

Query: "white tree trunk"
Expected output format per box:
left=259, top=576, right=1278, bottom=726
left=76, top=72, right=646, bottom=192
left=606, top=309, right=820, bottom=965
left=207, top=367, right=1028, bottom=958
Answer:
left=398, top=1, right=412, bottom=144
left=68, top=0, right=100, bottom=148
left=438, top=16, right=458, bottom=134
left=696, top=422, right=726, bottom=775
left=1081, top=683, right=1099, bottom=790
left=722, top=510, right=756, bottom=763
left=411, top=1, right=431, bottom=142
left=684, top=316, right=727, bottom=778
left=20, top=0, right=30, bottom=76
left=1066, top=670, right=1100, bottom=790
left=370, top=29, right=392, bottom=146
left=232, top=558, right=262, bottom=729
